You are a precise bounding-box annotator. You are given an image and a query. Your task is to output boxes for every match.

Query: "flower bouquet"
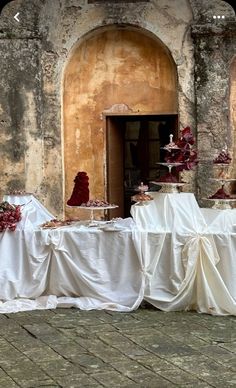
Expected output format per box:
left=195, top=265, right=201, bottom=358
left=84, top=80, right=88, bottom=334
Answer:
left=0, top=201, right=22, bottom=232
left=164, top=126, right=198, bottom=172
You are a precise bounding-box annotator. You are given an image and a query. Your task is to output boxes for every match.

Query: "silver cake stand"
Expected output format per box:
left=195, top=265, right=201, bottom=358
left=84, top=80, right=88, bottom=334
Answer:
left=151, top=181, right=185, bottom=193
left=204, top=198, right=236, bottom=210
left=206, top=177, right=236, bottom=209
left=152, top=162, right=185, bottom=193
left=131, top=182, right=153, bottom=205
left=67, top=205, right=118, bottom=224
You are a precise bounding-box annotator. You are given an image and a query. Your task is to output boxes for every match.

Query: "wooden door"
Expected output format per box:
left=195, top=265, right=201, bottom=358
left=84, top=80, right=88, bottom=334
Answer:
left=106, top=117, right=124, bottom=218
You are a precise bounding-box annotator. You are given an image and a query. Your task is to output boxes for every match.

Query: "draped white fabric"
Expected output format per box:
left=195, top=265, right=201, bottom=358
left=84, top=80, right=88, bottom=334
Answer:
left=0, top=209, right=144, bottom=313
left=3, top=194, right=55, bottom=230
left=0, top=193, right=236, bottom=315
left=131, top=193, right=236, bottom=315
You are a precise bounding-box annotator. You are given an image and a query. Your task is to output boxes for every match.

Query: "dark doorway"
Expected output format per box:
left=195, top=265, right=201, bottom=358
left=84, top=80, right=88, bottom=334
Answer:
left=106, top=114, right=178, bottom=218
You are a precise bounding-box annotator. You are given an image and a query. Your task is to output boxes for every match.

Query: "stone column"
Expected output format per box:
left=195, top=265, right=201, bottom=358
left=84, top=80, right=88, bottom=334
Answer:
left=191, top=22, right=236, bottom=204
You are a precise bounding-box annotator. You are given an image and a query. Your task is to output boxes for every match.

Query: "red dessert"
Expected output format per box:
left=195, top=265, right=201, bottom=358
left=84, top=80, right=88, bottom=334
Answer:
left=67, top=171, right=89, bottom=206
left=213, top=149, right=231, bottom=164
left=158, top=172, right=179, bottom=183
left=209, top=187, right=231, bottom=199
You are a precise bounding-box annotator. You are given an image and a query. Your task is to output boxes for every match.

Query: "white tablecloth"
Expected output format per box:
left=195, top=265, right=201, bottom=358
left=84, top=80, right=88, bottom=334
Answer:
left=3, top=194, right=55, bottom=229
left=0, top=193, right=236, bottom=316
left=0, top=216, right=144, bottom=313
left=131, top=193, right=236, bottom=316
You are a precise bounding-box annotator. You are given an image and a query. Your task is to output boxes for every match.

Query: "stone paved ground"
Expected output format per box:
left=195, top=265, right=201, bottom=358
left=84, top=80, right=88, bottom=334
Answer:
left=0, top=305, right=235, bottom=388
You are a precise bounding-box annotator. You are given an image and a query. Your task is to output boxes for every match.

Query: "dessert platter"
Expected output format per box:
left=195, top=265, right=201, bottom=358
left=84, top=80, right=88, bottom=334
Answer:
left=204, top=148, right=236, bottom=209
left=131, top=182, right=153, bottom=205
left=40, top=218, right=79, bottom=229
left=72, top=200, right=118, bottom=222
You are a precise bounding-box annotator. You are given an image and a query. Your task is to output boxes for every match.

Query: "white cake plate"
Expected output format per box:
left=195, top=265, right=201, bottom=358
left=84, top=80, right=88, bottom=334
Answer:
left=209, top=178, right=236, bottom=183
left=204, top=198, right=236, bottom=210
left=67, top=205, right=118, bottom=223
left=151, top=181, right=185, bottom=193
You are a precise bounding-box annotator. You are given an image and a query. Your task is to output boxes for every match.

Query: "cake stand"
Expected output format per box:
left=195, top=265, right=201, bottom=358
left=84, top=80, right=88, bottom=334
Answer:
left=131, top=182, right=153, bottom=206
left=206, top=177, right=236, bottom=209
left=212, top=163, right=231, bottom=179
left=151, top=162, right=185, bottom=193
left=204, top=198, right=236, bottom=210
left=67, top=205, right=118, bottom=225
left=161, top=134, right=180, bottom=152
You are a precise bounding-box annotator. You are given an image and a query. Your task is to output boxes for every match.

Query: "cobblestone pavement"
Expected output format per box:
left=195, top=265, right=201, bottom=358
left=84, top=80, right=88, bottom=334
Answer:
left=0, top=305, right=235, bottom=388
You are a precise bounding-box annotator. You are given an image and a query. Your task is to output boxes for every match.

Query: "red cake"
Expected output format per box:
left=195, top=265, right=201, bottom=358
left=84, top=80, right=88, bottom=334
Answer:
left=209, top=187, right=231, bottom=199
left=67, top=171, right=89, bottom=206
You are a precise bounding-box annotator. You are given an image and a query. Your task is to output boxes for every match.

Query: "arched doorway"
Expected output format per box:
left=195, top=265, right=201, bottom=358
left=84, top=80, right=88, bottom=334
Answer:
left=63, top=27, right=178, bottom=218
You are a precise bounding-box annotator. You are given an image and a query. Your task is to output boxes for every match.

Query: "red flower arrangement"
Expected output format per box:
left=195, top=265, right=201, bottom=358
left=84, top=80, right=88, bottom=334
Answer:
left=164, top=126, right=198, bottom=172
left=0, top=201, right=22, bottom=232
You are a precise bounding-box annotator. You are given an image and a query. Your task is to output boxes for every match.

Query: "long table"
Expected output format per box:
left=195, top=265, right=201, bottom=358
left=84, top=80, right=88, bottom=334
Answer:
left=0, top=193, right=235, bottom=315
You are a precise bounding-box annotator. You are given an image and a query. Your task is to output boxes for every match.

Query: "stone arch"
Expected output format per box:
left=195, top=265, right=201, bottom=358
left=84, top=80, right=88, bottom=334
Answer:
left=63, top=26, right=178, bottom=217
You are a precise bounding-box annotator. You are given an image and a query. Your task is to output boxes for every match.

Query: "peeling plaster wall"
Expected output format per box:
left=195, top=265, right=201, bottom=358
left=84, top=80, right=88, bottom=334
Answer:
left=63, top=28, right=177, bottom=218
left=0, top=0, right=235, bottom=215
left=0, top=37, right=43, bottom=193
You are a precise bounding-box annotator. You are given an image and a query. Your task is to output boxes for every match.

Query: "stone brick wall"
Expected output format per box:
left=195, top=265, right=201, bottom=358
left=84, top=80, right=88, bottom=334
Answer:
left=191, top=1, right=236, bottom=203
left=0, top=0, right=235, bottom=216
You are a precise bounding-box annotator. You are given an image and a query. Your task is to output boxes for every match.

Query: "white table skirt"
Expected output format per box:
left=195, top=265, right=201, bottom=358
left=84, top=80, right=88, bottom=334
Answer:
left=131, top=193, right=236, bottom=316
left=0, top=222, right=145, bottom=313
left=0, top=193, right=236, bottom=315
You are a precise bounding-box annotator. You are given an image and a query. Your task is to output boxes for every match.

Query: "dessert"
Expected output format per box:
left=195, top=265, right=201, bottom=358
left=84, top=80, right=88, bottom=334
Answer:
left=209, top=187, right=231, bottom=199
left=131, top=193, right=153, bottom=202
left=40, top=219, right=77, bottom=228
left=158, top=172, right=179, bottom=183
left=137, top=182, right=149, bottom=192
left=164, top=151, right=185, bottom=164
left=67, top=171, right=89, bottom=206
left=80, top=199, right=116, bottom=207
left=6, top=190, right=30, bottom=195
left=213, top=148, right=231, bottom=164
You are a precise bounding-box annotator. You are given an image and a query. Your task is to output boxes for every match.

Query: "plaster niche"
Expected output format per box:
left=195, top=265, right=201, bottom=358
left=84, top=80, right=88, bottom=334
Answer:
left=63, top=26, right=177, bottom=218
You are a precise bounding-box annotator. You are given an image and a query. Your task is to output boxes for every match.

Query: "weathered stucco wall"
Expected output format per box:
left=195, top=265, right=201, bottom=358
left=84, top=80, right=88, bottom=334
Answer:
left=0, top=38, right=43, bottom=192
left=0, top=0, right=235, bottom=216
left=63, top=27, right=177, bottom=217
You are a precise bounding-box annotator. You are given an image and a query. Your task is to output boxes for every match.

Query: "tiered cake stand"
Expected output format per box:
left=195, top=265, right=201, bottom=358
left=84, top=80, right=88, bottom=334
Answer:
left=205, top=164, right=236, bottom=209
left=151, top=163, right=185, bottom=193
left=131, top=182, right=153, bottom=206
